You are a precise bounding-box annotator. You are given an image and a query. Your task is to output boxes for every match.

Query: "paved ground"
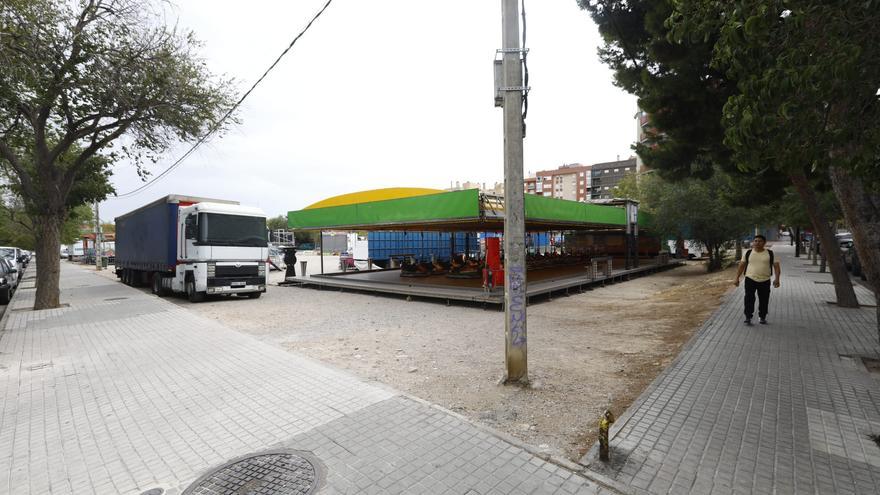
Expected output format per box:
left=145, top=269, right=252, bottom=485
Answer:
left=581, top=243, right=880, bottom=494
left=4, top=243, right=879, bottom=495
left=0, top=263, right=611, bottom=495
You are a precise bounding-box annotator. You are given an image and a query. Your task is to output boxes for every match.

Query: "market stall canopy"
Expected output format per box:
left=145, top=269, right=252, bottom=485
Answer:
left=289, top=188, right=653, bottom=232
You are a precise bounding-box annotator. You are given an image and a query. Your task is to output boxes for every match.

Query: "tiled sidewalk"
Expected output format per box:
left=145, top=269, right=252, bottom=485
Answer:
left=581, top=244, right=880, bottom=494
left=0, top=263, right=609, bottom=495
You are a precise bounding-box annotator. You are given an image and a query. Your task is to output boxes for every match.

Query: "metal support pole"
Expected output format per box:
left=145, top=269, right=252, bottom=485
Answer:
left=501, top=0, right=527, bottom=384
left=319, top=230, right=324, bottom=274
left=94, top=201, right=101, bottom=271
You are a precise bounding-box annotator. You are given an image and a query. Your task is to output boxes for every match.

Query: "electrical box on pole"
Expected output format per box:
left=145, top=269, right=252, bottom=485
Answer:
left=499, top=0, right=528, bottom=384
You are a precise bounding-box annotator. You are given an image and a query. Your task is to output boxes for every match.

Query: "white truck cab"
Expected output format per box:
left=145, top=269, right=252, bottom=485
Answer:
left=170, top=202, right=268, bottom=301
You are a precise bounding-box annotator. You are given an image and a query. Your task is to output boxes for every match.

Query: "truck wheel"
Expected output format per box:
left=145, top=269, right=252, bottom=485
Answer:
left=0, top=287, right=9, bottom=304
left=185, top=279, right=205, bottom=303
left=122, top=269, right=130, bottom=285
left=246, top=292, right=262, bottom=299
left=152, top=273, right=167, bottom=297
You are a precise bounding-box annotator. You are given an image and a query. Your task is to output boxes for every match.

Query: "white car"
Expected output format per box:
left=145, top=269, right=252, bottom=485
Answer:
left=0, top=246, right=23, bottom=280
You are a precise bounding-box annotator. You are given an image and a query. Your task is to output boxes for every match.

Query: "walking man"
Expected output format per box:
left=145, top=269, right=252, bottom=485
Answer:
left=734, top=235, right=781, bottom=325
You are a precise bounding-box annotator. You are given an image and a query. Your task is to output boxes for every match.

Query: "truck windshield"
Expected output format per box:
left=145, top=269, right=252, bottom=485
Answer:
left=198, top=213, right=267, bottom=247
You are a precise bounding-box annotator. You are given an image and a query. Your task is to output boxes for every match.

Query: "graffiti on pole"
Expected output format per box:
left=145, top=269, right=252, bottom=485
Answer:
left=508, top=264, right=527, bottom=347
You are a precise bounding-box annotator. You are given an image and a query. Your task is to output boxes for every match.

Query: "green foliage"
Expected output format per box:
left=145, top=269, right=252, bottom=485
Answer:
left=612, top=171, right=643, bottom=201
left=294, top=231, right=317, bottom=246
left=580, top=0, right=735, bottom=180
left=669, top=0, right=880, bottom=186
left=638, top=169, right=756, bottom=271
left=266, top=215, right=288, bottom=231
left=0, top=0, right=236, bottom=216
left=0, top=203, right=94, bottom=249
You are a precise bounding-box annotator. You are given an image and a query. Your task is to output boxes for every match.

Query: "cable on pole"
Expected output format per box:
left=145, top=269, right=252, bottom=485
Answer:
left=115, top=0, right=335, bottom=198
left=521, top=0, right=529, bottom=138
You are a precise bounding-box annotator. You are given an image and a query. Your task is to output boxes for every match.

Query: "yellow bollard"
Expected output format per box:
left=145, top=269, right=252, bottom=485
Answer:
left=599, top=409, right=615, bottom=462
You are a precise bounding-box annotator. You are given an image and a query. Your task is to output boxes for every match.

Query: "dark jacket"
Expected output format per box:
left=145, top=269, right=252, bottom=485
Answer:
left=283, top=248, right=297, bottom=265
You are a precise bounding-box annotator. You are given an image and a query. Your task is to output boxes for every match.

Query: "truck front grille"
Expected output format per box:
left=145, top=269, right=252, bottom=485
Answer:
left=215, top=265, right=259, bottom=277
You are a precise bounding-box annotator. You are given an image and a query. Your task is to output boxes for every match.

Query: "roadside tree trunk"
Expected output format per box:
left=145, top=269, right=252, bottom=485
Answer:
left=33, top=215, right=63, bottom=310
left=811, top=234, right=818, bottom=265
left=795, top=227, right=801, bottom=257
left=790, top=172, right=860, bottom=308
left=828, top=166, right=880, bottom=342
left=735, top=240, right=743, bottom=261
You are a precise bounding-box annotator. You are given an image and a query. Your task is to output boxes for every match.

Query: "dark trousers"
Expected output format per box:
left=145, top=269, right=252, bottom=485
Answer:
left=744, top=277, right=771, bottom=319
left=285, top=264, right=296, bottom=278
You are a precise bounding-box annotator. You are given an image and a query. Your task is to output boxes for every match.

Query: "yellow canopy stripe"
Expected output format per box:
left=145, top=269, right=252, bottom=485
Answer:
left=303, top=187, right=445, bottom=210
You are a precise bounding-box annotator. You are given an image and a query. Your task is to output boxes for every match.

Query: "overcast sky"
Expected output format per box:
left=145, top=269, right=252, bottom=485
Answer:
left=103, top=0, right=638, bottom=220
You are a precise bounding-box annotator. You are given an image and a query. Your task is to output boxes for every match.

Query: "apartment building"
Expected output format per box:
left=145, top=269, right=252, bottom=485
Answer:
left=523, top=163, right=592, bottom=202
left=447, top=181, right=505, bottom=196
left=589, top=157, right=638, bottom=200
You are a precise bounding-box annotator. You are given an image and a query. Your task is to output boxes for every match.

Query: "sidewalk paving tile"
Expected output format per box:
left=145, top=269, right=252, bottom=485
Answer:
left=0, top=263, right=606, bottom=495
left=582, top=244, right=880, bottom=494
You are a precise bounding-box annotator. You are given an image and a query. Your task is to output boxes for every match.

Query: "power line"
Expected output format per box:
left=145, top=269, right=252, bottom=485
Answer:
left=116, top=0, right=335, bottom=198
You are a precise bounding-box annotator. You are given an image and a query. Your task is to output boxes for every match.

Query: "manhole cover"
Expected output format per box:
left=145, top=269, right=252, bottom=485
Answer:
left=183, top=450, right=320, bottom=495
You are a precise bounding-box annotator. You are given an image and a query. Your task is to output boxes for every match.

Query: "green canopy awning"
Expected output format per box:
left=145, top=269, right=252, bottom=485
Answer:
left=289, top=189, right=653, bottom=232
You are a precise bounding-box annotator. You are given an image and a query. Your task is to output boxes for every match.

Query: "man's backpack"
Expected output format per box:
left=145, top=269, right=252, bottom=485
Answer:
left=744, top=249, right=773, bottom=273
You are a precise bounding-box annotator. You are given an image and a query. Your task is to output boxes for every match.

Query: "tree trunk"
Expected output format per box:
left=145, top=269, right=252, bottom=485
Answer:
left=811, top=234, right=818, bottom=265
left=735, top=240, right=743, bottom=261
left=828, top=166, right=880, bottom=342
left=34, top=215, right=63, bottom=310
left=795, top=227, right=801, bottom=257
left=790, top=172, right=860, bottom=308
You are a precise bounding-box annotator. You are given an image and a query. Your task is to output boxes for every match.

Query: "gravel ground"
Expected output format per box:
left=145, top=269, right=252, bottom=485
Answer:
left=97, top=257, right=736, bottom=461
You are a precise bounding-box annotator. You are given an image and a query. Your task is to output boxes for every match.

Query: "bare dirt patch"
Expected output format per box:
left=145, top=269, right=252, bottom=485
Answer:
left=119, top=259, right=736, bottom=461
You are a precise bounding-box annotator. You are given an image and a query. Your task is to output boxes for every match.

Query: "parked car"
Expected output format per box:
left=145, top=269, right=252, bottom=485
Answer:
left=268, top=245, right=286, bottom=271
left=0, top=246, right=23, bottom=280
left=837, top=237, right=863, bottom=275
left=0, top=258, right=17, bottom=304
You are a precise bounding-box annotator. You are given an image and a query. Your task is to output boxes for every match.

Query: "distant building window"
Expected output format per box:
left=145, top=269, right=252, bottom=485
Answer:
left=604, top=169, right=609, bottom=174
left=604, top=186, right=610, bottom=190
left=614, top=168, right=619, bottom=173
left=624, top=167, right=631, bottom=171
left=579, top=172, right=585, bottom=177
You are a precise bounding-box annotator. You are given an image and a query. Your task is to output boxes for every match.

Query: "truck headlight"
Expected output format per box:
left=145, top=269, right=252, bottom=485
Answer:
left=207, top=262, right=216, bottom=277
left=258, top=263, right=266, bottom=276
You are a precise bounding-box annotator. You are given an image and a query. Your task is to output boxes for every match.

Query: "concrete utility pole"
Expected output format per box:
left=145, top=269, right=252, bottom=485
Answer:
left=94, top=201, right=101, bottom=271
left=500, top=0, right=527, bottom=383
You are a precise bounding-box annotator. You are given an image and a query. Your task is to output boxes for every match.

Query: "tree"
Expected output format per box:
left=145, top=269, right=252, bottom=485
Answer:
left=0, top=200, right=96, bottom=250
left=267, top=215, right=288, bottom=232
left=669, top=0, right=879, bottom=327
left=0, top=0, right=236, bottom=309
left=630, top=170, right=754, bottom=271
left=581, top=0, right=860, bottom=308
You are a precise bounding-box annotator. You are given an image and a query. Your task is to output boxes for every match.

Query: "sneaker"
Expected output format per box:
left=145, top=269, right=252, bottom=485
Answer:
left=759, top=318, right=767, bottom=324
left=744, top=318, right=753, bottom=326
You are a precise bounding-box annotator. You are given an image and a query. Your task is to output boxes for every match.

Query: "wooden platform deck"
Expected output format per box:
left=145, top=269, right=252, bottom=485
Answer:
left=282, top=258, right=683, bottom=305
